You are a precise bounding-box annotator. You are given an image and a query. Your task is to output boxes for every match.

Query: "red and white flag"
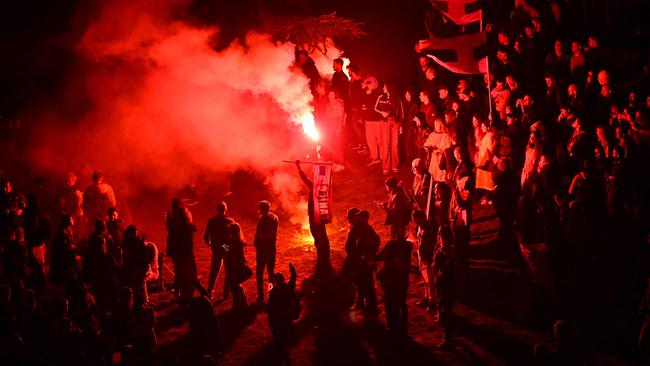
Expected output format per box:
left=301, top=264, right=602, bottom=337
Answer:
left=416, top=32, right=487, bottom=74
left=312, top=163, right=332, bottom=224
left=430, top=0, right=482, bottom=25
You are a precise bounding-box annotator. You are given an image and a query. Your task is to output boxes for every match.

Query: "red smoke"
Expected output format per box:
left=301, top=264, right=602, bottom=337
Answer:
left=24, top=0, right=319, bottom=217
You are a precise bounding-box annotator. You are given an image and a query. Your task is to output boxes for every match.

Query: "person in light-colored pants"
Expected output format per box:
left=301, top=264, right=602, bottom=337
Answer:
left=365, top=119, right=384, bottom=162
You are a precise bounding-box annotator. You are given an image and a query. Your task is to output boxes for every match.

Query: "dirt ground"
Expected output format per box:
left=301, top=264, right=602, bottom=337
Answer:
left=133, top=153, right=633, bottom=366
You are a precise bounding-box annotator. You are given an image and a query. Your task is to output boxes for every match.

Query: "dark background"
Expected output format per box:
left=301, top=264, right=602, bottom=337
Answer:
left=1, top=0, right=648, bottom=119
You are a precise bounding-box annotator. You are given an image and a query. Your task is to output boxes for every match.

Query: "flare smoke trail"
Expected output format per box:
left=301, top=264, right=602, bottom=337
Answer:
left=23, top=0, right=328, bottom=221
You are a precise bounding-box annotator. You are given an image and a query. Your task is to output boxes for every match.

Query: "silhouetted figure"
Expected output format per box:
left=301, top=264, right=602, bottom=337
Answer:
left=82, top=171, right=116, bottom=233
left=49, top=215, right=77, bottom=285
left=122, top=225, right=157, bottom=306
left=450, top=176, right=473, bottom=267
left=434, top=225, right=456, bottom=348
left=413, top=209, right=437, bottom=312
left=347, top=210, right=380, bottom=315
left=58, top=172, right=84, bottom=235
left=377, top=176, right=413, bottom=239
left=107, top=207, right=124, bottom=265
left=295, top=161, right=331, bottom=271
left=204, top=201, right=233, bottom=299
left=82, top=224, right=119, bottom=314
left=166, top=198, right=198, bottom=302
left=186, top=296, right=220, bottom=363
left=295, top=50, right=320, bottom=95
left=224, top=223, right=250, bottom=311
left=113, top=287, right=158, bottom=362
left=268, top=263, right=299, bottom=366
left=377, top=236, right=413, bottom=338
left=254, top=200, right=279, bottom=304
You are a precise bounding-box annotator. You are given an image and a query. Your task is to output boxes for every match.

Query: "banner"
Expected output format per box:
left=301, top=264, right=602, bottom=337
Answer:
left=312, top=163, right=332, bottom=224
left=417, top=32, right=487, bottom=74
left=430, top=0, right=482, bottom=25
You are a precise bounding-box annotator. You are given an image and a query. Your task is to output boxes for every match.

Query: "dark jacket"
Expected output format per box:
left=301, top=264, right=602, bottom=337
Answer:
left=204, top=214, right=233, bottom=255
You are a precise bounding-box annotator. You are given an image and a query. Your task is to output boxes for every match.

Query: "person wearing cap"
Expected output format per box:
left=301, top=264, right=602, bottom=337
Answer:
left=254, top=200, right=279, bottom=304
left=82, top=171, right=116, bottom=233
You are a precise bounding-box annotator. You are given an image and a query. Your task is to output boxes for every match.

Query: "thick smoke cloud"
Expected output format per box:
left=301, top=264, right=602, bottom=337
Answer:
left=25, top=0, right=320, bottom=219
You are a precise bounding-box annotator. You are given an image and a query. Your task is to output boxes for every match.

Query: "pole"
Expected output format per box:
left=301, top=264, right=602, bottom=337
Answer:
left=425, top=174, right=434, bottom=220
left=282, top=160, right=333, bottom=165
left=480, top=9, right=494, bottom=120
left=486, top=56, right=493, bottom=119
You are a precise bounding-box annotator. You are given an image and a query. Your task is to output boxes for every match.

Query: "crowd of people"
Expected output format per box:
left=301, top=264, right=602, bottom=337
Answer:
left=1, top=0, right=649, bottom=365
left=297, top=0, right=650, bottom=362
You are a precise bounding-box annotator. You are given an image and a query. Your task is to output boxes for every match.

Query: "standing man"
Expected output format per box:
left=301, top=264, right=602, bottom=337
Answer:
left=254, top=200, right=279, bottom=304
left=362, top=76, right=383, bottom=167
left=296, top=49, right=320, bottom=95
left=450, top=176, right=473, bottom=267
left=347, top=64, right=366, bottom=151
left=331, top=58, right=349, bottom=105
left=166, top=198, right=200, bottom=303
left=377, top=177, right=413, bottom=239
left=82, top=171, right=116, bottom=234
left=349, top=210, right=380, bottom=315
left=295, top=161, right=331, bottom=271
left=412, top=210, right=437, bottom=312
left=268, top=263, right=299, bottom=365
left=203, top=201, right=233, bottom=300
left=377, top=235, right=413, bottom=338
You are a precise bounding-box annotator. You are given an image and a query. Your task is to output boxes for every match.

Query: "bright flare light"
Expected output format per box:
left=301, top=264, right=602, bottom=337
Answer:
left=300, top=112, right=320, bottom=142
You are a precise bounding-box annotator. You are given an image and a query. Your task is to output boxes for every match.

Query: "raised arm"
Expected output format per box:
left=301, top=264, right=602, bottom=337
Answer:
left=295, top=160, right=312, bottom=188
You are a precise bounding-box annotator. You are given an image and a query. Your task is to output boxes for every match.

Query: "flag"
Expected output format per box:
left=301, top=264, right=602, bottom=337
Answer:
left=312, top=163, right=332, bottom=224
left=430, top=0, right=482, bottom=25
left=416, top=32, right=487, bottom=74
